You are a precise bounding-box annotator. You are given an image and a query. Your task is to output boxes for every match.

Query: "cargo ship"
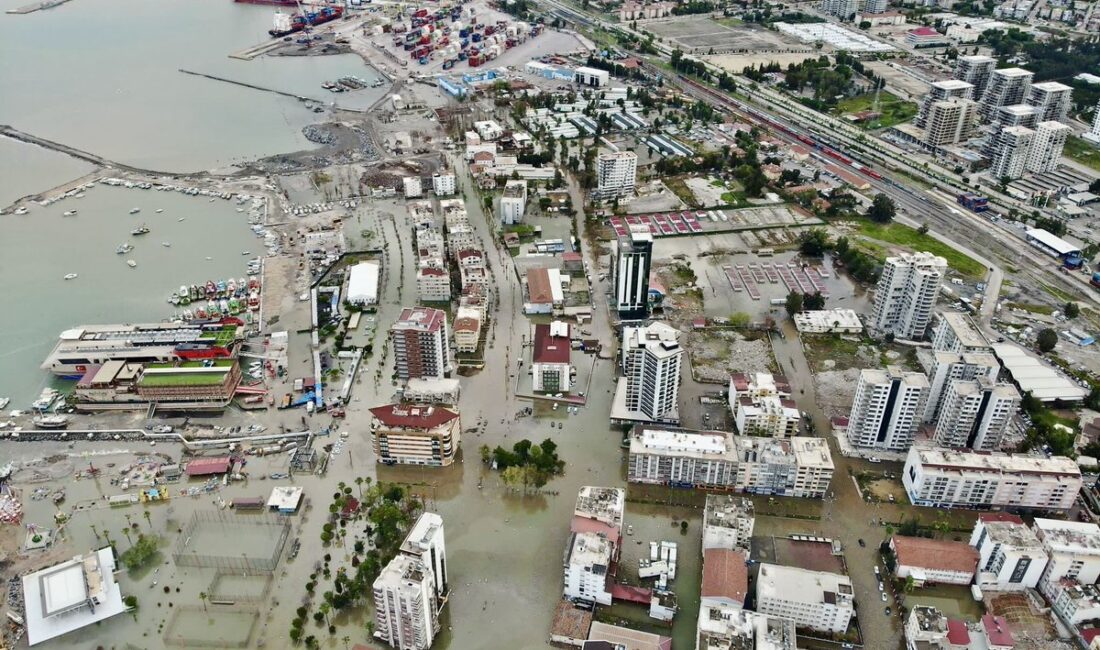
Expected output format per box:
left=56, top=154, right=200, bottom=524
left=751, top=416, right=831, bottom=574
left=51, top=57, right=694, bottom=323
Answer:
left=236, top=0, right=298, bottom=5
left=269, top=6, right=343, bottom=38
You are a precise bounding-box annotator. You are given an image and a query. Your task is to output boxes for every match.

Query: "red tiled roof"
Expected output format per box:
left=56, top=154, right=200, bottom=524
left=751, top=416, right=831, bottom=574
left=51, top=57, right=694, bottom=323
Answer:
left=186, top=457, right=232, bottom=476
left=730, top=373, right=749, bottom=391
left=1081, top=628, right=1100, bottom=643
left=533, top=323, right=570, bottom=364
left=910, top=26, right=940, bottom=35
left=394, top=307, right=446, bottom=332
left=947, top=619, right=970, bottom=645
left=609, top=583, right=651, bottom=604
left=457, top=249, right=482, bottom=260
left=982, top=615, right=1014, bottom=647
left=527, top=268, right=554, bottom=304
left=419, top=267, right=446, bottom=277
left=454, top=316, right=480, bottom=332
left=701, top=549, right=748, bottom=605
left=562, top=251, right=582, bottom=262
left=570, top=515, right=620, bottom=546
left=892, top=536, right=979, bottom=575
left=369, top=404, right=458, bottom=429
left=979, top=513, right=1025, bottom=525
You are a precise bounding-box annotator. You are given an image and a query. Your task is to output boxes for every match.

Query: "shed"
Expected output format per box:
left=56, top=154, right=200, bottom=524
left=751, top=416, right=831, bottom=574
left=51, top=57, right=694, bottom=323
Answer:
left=185, top=457, right=231, bottom=477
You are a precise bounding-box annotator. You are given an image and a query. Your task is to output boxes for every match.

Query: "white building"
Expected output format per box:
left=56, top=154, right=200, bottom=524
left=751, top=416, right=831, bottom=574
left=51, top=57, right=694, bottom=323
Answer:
left=820, top=0, right=859, bottom=19
left=917, top=80, right=974, bottom=128
left=1026, top=81, right=1073, bottom=123
left=532, top=321, right=572, bottom=393
left=923, top=350, right=1000, bottom=423
left=1085, top=100, right=1100, bottom=145
left=22, top=547, right=128, bottom=646
left=473, top=120, right=504, bottom=141
left=431, top=173, right=456, bottom=196
left=596, top=151, right=638, bottom=198
left=730, top=372, right=801, bottom=437
left=980, top=67, right=1034, bottom=121
left=933, top=377, right=1020, bottom=451
left=614, top=225, right=652, bottom=319
left=954, top=55, right=997, bottom=98
left=890, top=535, right=979, bottom=586
left=698, top=604, right=798, bottom=650
left=847, top=367, right=929, bottom=452
left=452, top=306, right=481, bottom=354
left=1026, top=120, right=1071, bottom=174
left=1034, top=519, right=1100, bottom=598
left=372, top=554, right=440, bottom=650
left=903, top=446, right=1083, bottom=511
left=563, top=532, right=614, bottom=605
left=1051, top=580, right=1100, bottom=626
left=756, top=564, right=854, bottom=635
left=970, top=513, right=1049, bottom=591
left=923, top=98, right=979, bottom=147
left=932, top=311, right=990, bottom=354
left=399, top=512, right=448, bottom=605
left=347, top=260, right=380, bottom=306
left=627, top=426, right=835, bottom=498
left=703, top=494, right=755, bottom=551
left=869, top=252, right=947, bottom=340
left=416, top=267, right=451, bottom=302
left=403, top=176, right=423, bottom=199
left=617, top=321, right=682, bottom=422
left=574, top=66, right=610, bottom=87
left=990, top=125, right=1035, bottom=180
left=792, top=308, right=863, bottom=334
left=499, top=179, right=527, bottom=225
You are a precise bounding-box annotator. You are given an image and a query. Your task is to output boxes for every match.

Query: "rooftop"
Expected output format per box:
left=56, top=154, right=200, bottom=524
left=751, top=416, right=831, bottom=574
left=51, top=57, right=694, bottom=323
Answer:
left=702, top=549, right=749, bottom=605
left=981, top=518, right=1043, bottom=550
left=400, top=512, right=444, bottom=556
left=704, top=495, right=754, bottom=530
left=587, top=622, right=671, bottom=650
left=266, top=486, right=304, bottom=511
left=892, top=535, right=979, bottom=574
left=910, top=446, right=1081, bottom=478
left=982, top=614, right=1014, bottom=647
left=391, top=307, right=446, bottom=333
left=1033, top=518, right=1100, bottom=554
left=757, top=564, right=853, bottom=608
left=939, top=312, right=989, bottom=349
left=23, top=547, right=127, bottom=646
left=185, top=456, right=231, bottom=476
left=369, top=403, right=459, bottom=430
left=575, top=486, right=625, bottom=529
left=568, top=531, right=613, bottom=570
left=533, top=322, right=571, bottom=364
left=550, top=600, right=593, bottom=642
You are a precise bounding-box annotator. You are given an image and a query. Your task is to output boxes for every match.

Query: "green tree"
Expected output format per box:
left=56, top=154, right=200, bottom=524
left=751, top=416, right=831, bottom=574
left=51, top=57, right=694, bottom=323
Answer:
left=1065, top=302, right=1080, bottom=319
left=867, top=194, right=896, bottom=223
left=803, top=292, right=826, bottom=310
left=903, top=575, right=916, bottom=593
left=784, top=292, right=803, bottom=317
left=199, top=591, right=208, bottom=611
left=728, top=312, right=751, bottom=328
left=1037, top=328, right=1058, bottom=353
left=799, top=228, right=830, bottom=257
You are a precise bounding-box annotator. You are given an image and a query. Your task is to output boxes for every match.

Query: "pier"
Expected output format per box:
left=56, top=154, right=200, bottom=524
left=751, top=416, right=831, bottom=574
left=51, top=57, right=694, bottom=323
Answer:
left=178, top=69, right=321, bottom=104
left=229, top=39, right=287, bottom=61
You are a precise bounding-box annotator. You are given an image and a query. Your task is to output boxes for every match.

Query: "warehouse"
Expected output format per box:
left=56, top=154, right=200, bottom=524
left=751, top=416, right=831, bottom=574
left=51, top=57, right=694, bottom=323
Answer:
left=991, top=342, right=1088, bottom=402
left=1025, top=228, right=1082, bottom=264
left=574, top=66, right=610, bottom=87
left=347, top=260, right=381, bottom=306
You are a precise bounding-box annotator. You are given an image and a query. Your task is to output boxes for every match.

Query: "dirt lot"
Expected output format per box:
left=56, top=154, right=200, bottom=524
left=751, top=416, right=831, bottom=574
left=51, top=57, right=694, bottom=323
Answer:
left=647, top=17, right=803, bottom=55
left=985, top=592, right=1069, bottom=650
left=686, top=328, right=775, bottom=382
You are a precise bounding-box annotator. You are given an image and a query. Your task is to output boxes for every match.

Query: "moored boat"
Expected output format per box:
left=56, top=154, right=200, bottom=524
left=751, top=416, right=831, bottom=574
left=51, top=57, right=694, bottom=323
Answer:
left=33, top=415, right=69, bottom=430
left=127, top=260, right=137, bottom=268
left=131, top=225, right=149, bottom=236
left=63, top=273, right=78, bottom=280
left=129, top=208, right=141, bottom=214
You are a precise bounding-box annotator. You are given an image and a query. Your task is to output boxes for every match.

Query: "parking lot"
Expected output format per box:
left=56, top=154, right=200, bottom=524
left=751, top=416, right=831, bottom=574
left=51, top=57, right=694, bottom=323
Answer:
left=646, top=17, right=802, bottom=55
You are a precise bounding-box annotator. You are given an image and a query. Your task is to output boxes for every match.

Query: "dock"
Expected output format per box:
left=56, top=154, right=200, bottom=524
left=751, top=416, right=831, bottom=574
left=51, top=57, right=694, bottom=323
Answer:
left=230, top=39, right=286, bottom=61
left=6, top=0, right=72, bottom=14
left=178, top=69, right=319, bottom=103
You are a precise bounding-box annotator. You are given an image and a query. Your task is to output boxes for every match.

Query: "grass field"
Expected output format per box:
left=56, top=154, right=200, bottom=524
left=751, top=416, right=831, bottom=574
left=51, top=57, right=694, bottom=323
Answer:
left=857, top=221, right=986, bottom=278
left=1064, top=135, right=1100, bottom=172
left=834, top=92, right=918, bottom=131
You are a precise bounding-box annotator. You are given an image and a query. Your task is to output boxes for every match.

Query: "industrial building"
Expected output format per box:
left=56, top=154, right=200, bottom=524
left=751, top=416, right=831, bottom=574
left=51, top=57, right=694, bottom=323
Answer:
left=369, top=403, right=461, bottom=467
left=992, top=341, right=1089, bottom=402
left=903, top=446, right=1083, bottom=511
left=524, top=267, right=564, bottom=314
left=792, top=308, right=863, bottom=334
left=573, top=66, right=610, bottom=87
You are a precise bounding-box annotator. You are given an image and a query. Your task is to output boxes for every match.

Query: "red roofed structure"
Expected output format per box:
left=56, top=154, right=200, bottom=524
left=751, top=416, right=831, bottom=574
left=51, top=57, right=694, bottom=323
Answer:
left=701, top=549, right=748, bottom=607
left=368, top=403, right=461, bottom=467
left=946, top=619, right=971, bottom=646
left=185, top=457, right=232, bottom=476
left=534, top=323, right=571, bottom=364
left=891, top=536, right=979, bottom=586
left=570, top=516, right=620, bottom=547
left=982, top=615, right=1014, bottom=649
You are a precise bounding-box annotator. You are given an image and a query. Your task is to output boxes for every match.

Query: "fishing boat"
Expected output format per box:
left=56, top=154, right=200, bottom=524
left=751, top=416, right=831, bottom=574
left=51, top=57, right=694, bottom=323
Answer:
left=162, top=242, right=171, bottom=248
left=131, top=225, right=149, bottom=236
left=179, top=285, right=190, bottom=300
left=155, top=209, right=164, bottom=213
left=178, top=217, right=186, bottom=222
left=63, top=210, right=77, bottom=217
left=63, top=273, right=78, bottom=280
left=127, top=260, right=137, bottom=268
left=116, top=243, right=133, bottom=254
left=33, top=415, right=69, bottom=430
left=216, top=280, right=227, bottom=294
left=205, top=281, right=216, bottom=297
left=169, top=293, right=180, bottom=306
left=220, top=299, right=230, bottom=314
left=241, top=251, right=251, bottom=256
left=248, top=290, right=260, bottom=310
left=129, top=208, right=141, bottom=214
left=227, top=279, right=237, bottom=294
left=195, top=307, right=208, bottom=319
left=183, top=309, right=194, bottom=320
left=190, top=285, right=200, bottom=301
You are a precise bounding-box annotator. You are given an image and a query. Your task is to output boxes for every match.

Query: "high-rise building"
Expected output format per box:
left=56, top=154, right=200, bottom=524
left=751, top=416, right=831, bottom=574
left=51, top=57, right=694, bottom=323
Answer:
left=820, top=0, right=859, bottom=19
left=1085, top=101, right=1100, bottom=144
left=969, top=514, right=1048, bottom=591
left=847, top=367, right=929, bottom=451
left=1026, top=121, right=1071, bottom=174
left=368, top=403, right=462, bottom=467
left=390, top=307, right=453, bottom=381
left=932, top=312, right=991, bottom=354
left=954, top=55, right=996, bottom=98
left=1026, top=81, right=1073, bottom=123
left=1034, top=519, right=1100, bottom=599
left=916, top=80, right=974, bottom=128
left=614, top=225, right=653, bottom=319
left=923, top=350, right=999, bottom=423
left=399, top=513, right=448, bottom=605
left=869, top=252, right=947, bottom=340
left=933, top=377, right=1020, bottom=450
left=596, top=151, right=637, bottom=198
left=431, top=173, right=456, bottom=196
left=372, top=555, right=439, bottom=650
left=982, top=104, right=1040, bottom=156
left=619, top=322, right=682, bottom=422
left=989, top=126, right=1035, bottom=180
left=923, top=98, right=979, bottom=147
left=980, top=68, right=1034, bottom=121
left=863, top=0, right=888, bottom=13
left=499, top=179, right=527, bottom=224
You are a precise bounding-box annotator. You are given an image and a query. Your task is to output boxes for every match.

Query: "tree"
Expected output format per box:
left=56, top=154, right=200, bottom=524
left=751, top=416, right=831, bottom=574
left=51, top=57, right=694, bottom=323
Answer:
left=799, top=229, right=830, bottom=257
left=784, top=292, right=803, bottom=317
left=119, top=534, right=159, bottom=572
left=903, top=575, right=916, bottom=593
left=1065, top=302, right=1080, bottom=319
left=199, top=591, right=208, bottom=611
left=1037, top=328, right=1058, bottom=353
left=142, top=509, right=152, bottom=530
left=728, top=312, right=751, bottom=328
left=803, top=292, right=826, bottom=310
left=867, top=194, right=896, bottom=223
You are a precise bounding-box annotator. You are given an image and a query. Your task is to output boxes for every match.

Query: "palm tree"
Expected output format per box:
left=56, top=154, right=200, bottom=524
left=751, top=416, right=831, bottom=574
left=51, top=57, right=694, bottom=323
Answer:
left=199, top=591, right=208, bottom=611
left=121, top=527, right=133, bottom=546
left=354, top=477, right=363, bottom=500
left=142, top=510, right=152, bottom=531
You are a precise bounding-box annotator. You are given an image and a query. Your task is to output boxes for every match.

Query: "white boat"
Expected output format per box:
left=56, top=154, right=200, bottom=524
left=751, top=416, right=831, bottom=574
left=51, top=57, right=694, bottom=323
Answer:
left=162, top=242, right=171, bottom=247
left=129, top=208, right=141, bottom=214
left=177, top=217, right=186, bottom=222
left=33, top=415, right=69, bottom=430
left=155, top=208, right=164, bottom=213
left=0, top=398, right=9, bottom=410
left=63, top=273, right=78, bottom=280
left=63, top=210, right=77, bottom=217
left=14, top=207, right=28, bottom=215
left=241, top=251, right=251, bottom=256
left=116, top=243, right=133, bottom=254
left=127, top=260, right=137, bottom=268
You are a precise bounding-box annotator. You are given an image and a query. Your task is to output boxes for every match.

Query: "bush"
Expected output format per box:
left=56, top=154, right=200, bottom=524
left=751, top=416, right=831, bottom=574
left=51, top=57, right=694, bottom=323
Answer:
left=119, top=535, right=159, bottom=572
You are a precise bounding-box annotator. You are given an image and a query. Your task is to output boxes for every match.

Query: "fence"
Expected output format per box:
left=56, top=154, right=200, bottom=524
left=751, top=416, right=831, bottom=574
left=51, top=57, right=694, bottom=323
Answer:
left=163, top=606, right=258, bottom=648
left=172, top=510, right=290, bottom=572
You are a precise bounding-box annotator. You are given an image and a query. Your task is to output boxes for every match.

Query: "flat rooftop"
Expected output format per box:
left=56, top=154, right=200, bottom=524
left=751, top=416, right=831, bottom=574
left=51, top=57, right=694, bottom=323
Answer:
left=23, top=547, right=126, bottom=646
left=911, top=446, right=1081, bottom=477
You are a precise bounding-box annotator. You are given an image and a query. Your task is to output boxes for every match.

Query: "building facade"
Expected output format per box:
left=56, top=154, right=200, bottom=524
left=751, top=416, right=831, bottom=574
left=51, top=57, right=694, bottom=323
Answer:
left=431, top=173, right=456, bottom=196
left=596, top=151, right=638, bottom=198
left=1033, top=519, right=1100, bottom=598
left=932, top=312, right=990, bottom=354
left=372, top=554, right=439, bottom=649
left=390, top=307, right=453, bottom=381
left=620, top=322, right=682, bottom=421
left=869, top=252, right=947, bottom=340
left=890, top=535, right=979, bottom=586
left=932, top=378, right=1020, bottom=451
left=452, top=306, right=481, bottom=354
left=923, top=98, right=979, bottom=147
left=756, top=564, right=854, bottom=635
left=1026, top=81, right=1073, bottom=123
left=990, top=125, right=1035, bottom=180
left=730, top=372, right=801, bottom=437
left=847, top=367, right=929, bottom=452
left=923, top=350, right=1000, bottom=423
left=1026, top=120, right=1071, bottom=174
left=970, top=514, right=1049, bottom=591
left=369, top=403, right=461, bottom=467
left=614, top=225, right=653, bottom=319
left=916, top=80, right=974, bottom=128
left=499, top=179, right=527, bottom=225
left=980, top=68, right=1034, bottom=121
left=954, top=55, right=997, bottom=98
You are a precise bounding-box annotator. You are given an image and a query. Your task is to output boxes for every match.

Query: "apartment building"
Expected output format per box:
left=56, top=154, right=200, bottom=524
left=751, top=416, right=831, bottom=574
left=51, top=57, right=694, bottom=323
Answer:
left=933, top=377, right=1020, bottom=451
left=626, top=426, right=834, bottom=498
left=613, top=225, right=653, bottom=319
left=703, top=495, right=755, bottom=551
left=916, top=80, right=974, bottom=128
left=932, top=312, right=991, bottom=354
left=980, top=67, right=1034, bottom=121
left=847, top=367, right=929, bottom=452
left=1026, top=120, right=1071, bottom=174
left=1026, top=81, right=1073, bottom=123
left=1033, top=519, right=1100, bottom=598
left=372, top=554, right=439, bottom=649
left=902, top=446, right=1083, bottom=511
left=756, top=564, right=854, bottom=635
left=416, top=267, right=451, bottom=303
left=990, top=125, right=1035, bottom=180
left=954, top=55, right=997, bottom=97
left=923, top=98, right=979, bottom=147
left=499, top=179, right=527, bottom=225
left=869, top=252, right=947, bottom=340
left=452, top=306, right=481, bottom=354
left=970, top=513, right=1048, bottom=591
left=399, top=513, right=448, bottom=605
left=369, top=403, right=461, bottom=467
left=596, top=151, right=637, bottom=198
left=698, top=604, right=798, bottom=650
left=618, top=321, right=682, bottom=422
left=390, top=307, right=453, bottom=381
left=924, top=350, right=1000, bottom=422
left=431, top=173, right=456, bottom=196
left=563, top=532, right=614, bottom=606
left=904, top=608, right=1016, bottom=650
left=1085, top=100, right=1100, bottom=144
left=403, top=176, right=423, bottom=199
left=532, top=321, right=572, bottom=393
left=729, top=372, right=801, bottom=437
left=820, top=0, right=859, bottom=19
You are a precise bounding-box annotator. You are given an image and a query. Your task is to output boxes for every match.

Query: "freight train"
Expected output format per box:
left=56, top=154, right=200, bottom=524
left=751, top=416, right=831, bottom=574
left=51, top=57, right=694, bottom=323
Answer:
left=676, top=75, right=884, bottom=182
